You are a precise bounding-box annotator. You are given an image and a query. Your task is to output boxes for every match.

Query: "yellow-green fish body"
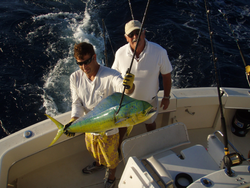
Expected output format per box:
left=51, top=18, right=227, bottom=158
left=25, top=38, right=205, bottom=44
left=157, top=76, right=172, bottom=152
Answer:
left=46, top=92, right=156, bottom=146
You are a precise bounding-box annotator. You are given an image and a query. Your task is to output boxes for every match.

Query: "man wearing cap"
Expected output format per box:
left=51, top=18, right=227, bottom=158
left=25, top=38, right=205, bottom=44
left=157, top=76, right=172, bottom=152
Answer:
left=112, top=20, right=172, bottom=145
left=67, top=42, right=135, bottom=188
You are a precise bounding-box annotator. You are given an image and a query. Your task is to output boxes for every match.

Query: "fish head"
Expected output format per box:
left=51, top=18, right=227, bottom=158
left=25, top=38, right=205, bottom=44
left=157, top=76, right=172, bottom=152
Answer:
left=136, top=100, right=157, bottom=122
left=116, top=100, right=156, bottom=126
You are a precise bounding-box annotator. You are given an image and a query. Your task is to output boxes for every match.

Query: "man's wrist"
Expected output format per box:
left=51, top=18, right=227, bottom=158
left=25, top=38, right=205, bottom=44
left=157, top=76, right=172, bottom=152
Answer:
left=163, top=96, right=171, bottom=99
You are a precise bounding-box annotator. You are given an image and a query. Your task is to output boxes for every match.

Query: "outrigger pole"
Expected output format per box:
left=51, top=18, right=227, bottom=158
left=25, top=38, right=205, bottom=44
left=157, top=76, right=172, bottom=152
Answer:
left=204, top=0, right=244, bottom=176
left=218, top=9, right=250, bottom=87
left=101, top=19, right=115, bottom=66
left=116, top=0, right=151, bottom=114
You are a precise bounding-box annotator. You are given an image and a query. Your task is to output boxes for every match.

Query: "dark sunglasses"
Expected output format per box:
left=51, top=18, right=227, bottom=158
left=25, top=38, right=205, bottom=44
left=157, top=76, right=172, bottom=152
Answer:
left=76, top=56, right=93, bottom=66
left=127, top=29, right=140, bottom=38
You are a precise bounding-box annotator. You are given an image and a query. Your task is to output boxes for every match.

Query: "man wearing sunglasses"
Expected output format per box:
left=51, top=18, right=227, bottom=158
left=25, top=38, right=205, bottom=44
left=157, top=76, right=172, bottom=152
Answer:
left=112, top=20, right=172, bottom=146
left=67, top=42, right=134, bottom=188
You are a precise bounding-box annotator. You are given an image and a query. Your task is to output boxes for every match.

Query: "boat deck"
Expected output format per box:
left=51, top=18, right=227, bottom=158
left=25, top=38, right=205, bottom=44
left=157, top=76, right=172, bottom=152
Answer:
left=16, top=149, right=125, bottom=188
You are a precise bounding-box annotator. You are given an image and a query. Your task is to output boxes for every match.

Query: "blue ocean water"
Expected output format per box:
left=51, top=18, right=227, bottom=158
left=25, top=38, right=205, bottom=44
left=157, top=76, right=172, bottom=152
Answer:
left=0, top=0, right=249, bottom=138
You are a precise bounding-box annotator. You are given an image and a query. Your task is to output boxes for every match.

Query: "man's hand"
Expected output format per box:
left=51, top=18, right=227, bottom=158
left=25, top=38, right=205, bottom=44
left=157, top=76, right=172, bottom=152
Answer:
left=123, top=72, right=135, bottom=90
left=64, top=130, right=75, bottom=137
left=160, top=98, right=170, bottom=110
left=64, top=118, right=76, bottom=137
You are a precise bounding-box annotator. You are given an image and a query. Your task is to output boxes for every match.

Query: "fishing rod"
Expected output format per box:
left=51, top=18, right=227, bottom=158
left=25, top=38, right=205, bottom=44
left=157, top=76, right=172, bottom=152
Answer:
left=102, top=19, right=108, bottom=67
left=204, top=0, right=242, bottom=177
left=218, top=9, right=250, bottom=87
left=128, top=0, right=135, bottom=20
left=102, top=19, right=115, bottom=59
left=101, top=0, right=136, bottom=65
left=116, top=0, right=151, bottom=114
left=204, top=0, right=228, bottom=150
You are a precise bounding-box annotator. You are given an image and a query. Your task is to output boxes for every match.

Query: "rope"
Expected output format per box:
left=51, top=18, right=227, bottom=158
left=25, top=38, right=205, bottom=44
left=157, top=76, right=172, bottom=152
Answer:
left=204, top=0, right=229, bottom=154
left=116, top=0, right=151, bottom=114
left=218, top=9, right=250, bottom=87
left=0, top=120, right=10, bottom=135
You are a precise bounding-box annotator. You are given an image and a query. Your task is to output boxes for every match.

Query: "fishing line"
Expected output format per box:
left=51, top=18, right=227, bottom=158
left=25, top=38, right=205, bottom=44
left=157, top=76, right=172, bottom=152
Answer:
left=118, top=142, right=137, bottom=165
left=116, top=0, right=151, bottom=114
left=218, top=9, right=250, bottom=87
left=204, top=0, right=229, bottom=155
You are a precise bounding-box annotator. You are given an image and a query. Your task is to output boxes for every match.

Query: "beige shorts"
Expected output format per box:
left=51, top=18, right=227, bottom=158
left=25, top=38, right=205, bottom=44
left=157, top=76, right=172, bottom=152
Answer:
left=144, top=96, right=159, bottom=124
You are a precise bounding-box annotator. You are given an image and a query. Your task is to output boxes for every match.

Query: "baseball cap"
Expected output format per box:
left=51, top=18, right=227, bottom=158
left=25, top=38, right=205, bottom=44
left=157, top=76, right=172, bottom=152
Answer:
left=125, top=20, right=142, bottom=35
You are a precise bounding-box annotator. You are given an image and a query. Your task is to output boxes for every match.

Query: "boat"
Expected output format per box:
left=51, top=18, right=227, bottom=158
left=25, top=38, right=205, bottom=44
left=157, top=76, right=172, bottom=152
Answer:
left=1, top=87, right=250, bottom=188
left=1, top=1, right=250, bottom=188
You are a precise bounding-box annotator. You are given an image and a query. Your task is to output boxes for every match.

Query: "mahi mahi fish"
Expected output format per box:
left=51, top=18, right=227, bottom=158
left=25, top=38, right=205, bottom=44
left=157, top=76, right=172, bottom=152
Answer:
left=46, top=92, right=156, bottom=146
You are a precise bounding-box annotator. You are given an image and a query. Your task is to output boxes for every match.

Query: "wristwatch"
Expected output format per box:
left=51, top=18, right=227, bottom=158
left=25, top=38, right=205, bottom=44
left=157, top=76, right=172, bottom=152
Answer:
left=163, top=96, right=171, bottom=99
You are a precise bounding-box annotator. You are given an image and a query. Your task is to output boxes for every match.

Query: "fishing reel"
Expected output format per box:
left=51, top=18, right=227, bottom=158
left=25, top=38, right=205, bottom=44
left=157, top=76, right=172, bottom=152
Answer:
left=223, top=152, right=244, bottom=177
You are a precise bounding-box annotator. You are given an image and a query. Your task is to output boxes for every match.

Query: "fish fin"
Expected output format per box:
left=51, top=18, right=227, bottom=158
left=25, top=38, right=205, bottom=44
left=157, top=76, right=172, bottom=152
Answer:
left=99, top=132, right=105, bottom=137
left=45, top=114, right=64, bottom=129
left=45, top=114, right=64, bottom=147
left=126, top=126, right=133, bottom=137
left=115, top=118, right=127, bottom=124
left=48, top=128, right=64, bottom=147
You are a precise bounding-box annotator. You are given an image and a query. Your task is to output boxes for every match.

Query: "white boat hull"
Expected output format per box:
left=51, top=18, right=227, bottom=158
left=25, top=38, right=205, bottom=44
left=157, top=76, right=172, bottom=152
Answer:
left=0, top=87, right=249, bottom=188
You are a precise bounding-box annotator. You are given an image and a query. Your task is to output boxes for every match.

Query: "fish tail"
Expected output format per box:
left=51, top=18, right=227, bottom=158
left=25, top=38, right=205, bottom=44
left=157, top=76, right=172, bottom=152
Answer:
left=45, top=114, right=64, bottom=147
left=45, top=114, right=64, bottom=129
left=48, top=128, right=64, bottom=147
